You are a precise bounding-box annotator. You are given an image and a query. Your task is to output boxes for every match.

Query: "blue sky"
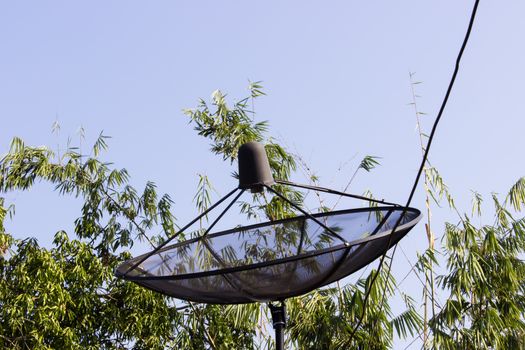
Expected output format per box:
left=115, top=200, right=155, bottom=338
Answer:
left=1, top=1, right=524, bottom=347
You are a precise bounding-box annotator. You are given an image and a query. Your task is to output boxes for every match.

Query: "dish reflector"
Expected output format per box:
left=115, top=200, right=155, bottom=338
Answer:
left=116, top=206, right=421, bottom=304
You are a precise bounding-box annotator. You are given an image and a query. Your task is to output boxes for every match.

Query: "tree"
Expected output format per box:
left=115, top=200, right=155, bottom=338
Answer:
left=428, top=181, right=525, bottom=349
left=3, top=83, right=523, bottom=349
left=183, top=84, right=422, bottom=349
left=0, top=84, right=305, bottom=349
left=406, top=74, right=525, bottom=349
left=0, top=136, right=181, bottom=349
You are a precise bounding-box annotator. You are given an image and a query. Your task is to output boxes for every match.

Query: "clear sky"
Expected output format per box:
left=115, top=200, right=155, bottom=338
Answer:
left=1, top=1, right=524, bottom=348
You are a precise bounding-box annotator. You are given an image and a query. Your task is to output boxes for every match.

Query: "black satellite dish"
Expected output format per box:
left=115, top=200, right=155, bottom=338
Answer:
left=116, top=141, right=421, bottom=349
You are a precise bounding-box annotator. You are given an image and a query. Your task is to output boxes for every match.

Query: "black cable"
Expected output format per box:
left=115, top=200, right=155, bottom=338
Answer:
left=347, top=0, right=481, bottom=343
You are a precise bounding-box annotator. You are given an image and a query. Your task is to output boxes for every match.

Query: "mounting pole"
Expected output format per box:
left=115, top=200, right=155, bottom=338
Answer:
left=269, top=301, right=286, bottom=350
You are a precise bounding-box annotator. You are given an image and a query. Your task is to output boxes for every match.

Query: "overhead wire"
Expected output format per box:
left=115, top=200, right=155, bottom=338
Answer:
left=347, top=0, right=481, bottom=343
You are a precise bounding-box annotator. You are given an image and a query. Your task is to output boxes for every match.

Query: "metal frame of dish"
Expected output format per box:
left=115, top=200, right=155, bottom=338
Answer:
left=115, top=142, right=422, bottom=350
left=116, top=205, right=421, bottom=287
left=116, top=182, right=421, bottom=350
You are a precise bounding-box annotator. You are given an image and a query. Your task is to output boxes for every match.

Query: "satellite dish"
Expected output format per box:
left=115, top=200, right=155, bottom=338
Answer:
left=116, top=142, right=421, bottom=349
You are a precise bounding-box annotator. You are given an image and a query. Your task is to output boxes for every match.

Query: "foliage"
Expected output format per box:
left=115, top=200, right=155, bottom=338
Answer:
left=0, top=232, right=178, bottom=349
left=184, top=84, right=420, bottom=349
left=288, top=261, right=422, bottom=350
left=0, top=134, right=254, bottom=349
left=183, top=89, right=268, bottom=163
left=2, top=82, right=525, bottom=349
left=0, top=84, right=302, bottom=349
left=429, top=183, right=525, bottom=349
left=184, top=84, right=300, bottom=221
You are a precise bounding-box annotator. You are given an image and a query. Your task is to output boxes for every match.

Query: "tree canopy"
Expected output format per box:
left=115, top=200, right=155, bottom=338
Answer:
left=1, top=84, right=525, bottom=349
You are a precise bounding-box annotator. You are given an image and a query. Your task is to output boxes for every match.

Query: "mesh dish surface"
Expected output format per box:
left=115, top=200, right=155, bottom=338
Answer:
left=116, top=206, right=421, bottom=304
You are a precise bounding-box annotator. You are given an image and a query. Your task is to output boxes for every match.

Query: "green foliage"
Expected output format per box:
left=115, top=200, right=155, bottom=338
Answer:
left=287, top=262, right=422, bottom=350
left=358, top=155, right=381, bottom=172
left=0, top=85, right=425, bottom=349
left=174, top=304, right=260, bottom=350
left=0, top=134, right=256, bottom=349
left=0, top=231, right=178, bottom=349
left=506, top=177, right=525, bottom=211
left=426, top=166, right=456, bottom=210
left=430, top=183, right=525, bottom=349
left=185, top=83, right=300, bottom=221
left=183, top=88, right=268, bottom=163
left=3, top=82, right=525, bottom=349
left=0, top=136, right=182, bottom=348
